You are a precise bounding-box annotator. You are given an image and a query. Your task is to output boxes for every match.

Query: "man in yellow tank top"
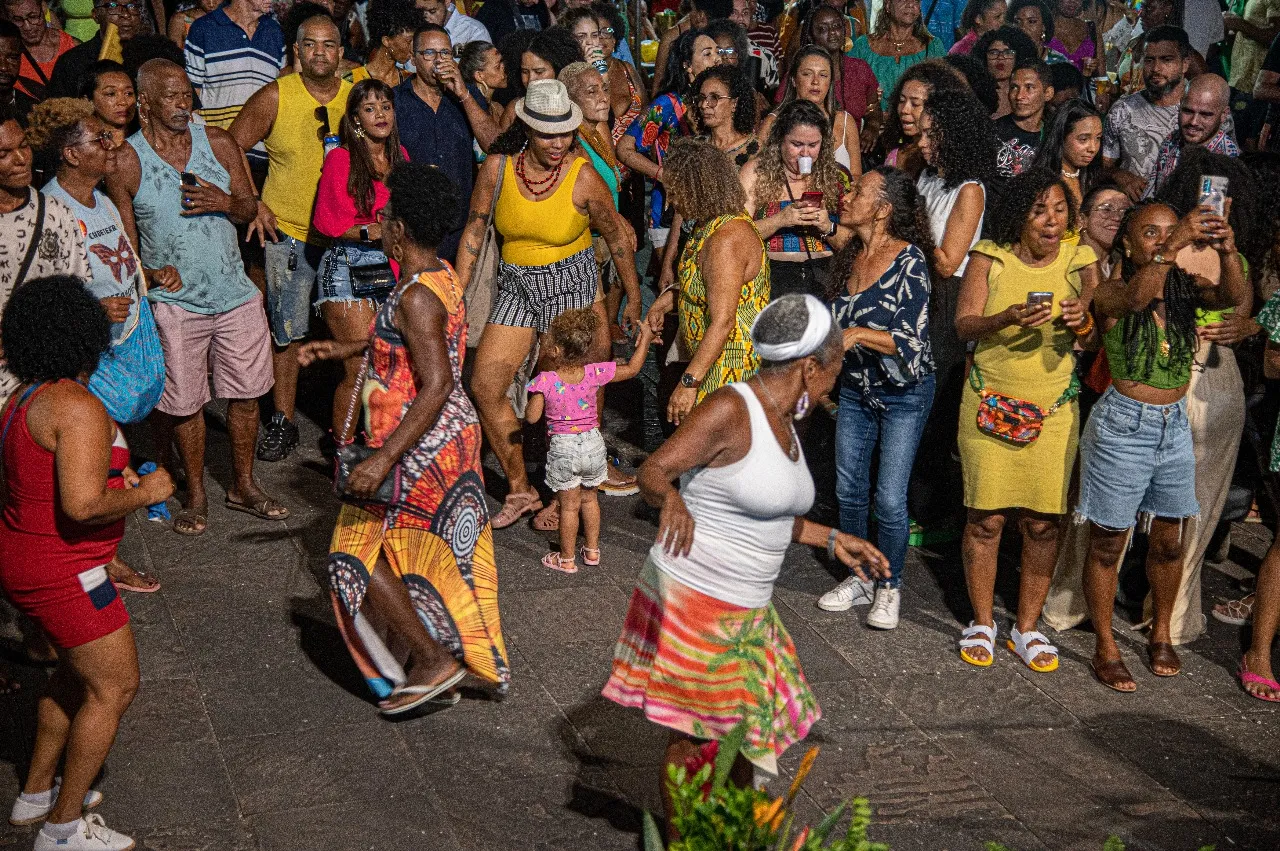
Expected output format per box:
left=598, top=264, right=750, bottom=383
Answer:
left=231, top=13, right=351, bottom=462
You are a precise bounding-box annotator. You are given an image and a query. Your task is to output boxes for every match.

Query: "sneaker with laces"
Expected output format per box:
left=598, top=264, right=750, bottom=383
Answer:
left=817, top=575, right=875, bottom=611
left=34, top=815, right=133, bottom=851
left=9, top=779, right=102, bottom=825
left=256, top=412, right=299, bottom=462
left=866, top=585, right=901, bottom=630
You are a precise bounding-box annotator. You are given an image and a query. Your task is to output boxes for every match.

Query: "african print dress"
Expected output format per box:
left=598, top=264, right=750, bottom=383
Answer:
left=677, top=212, right=770, bottom=402
left=327, top=265, right=510, bottom=700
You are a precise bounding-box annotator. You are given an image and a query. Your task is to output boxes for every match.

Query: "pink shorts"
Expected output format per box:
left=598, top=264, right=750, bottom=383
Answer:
left=151, top=294, right=275, bottom=417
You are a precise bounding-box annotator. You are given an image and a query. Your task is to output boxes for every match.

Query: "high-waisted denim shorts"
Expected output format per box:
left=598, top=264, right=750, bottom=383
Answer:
left=1075, top=385, right=1199, bottom=530
left=316, top=240, right=391, bottom=306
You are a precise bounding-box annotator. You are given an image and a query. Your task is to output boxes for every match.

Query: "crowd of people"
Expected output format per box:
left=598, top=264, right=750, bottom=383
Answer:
left=2, top=0, right=1280, bottom=845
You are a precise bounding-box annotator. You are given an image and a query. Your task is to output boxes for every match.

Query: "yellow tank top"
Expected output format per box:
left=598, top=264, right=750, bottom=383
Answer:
left=261, top=74, right=352, bottom=241
left=494, top=155, right=592, bottom=266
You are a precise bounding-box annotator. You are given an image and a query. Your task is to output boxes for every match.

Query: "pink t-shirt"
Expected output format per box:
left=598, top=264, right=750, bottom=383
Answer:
left=312, top=145, right=410, bottom=238
left=526, top=362, right=616, bottom=435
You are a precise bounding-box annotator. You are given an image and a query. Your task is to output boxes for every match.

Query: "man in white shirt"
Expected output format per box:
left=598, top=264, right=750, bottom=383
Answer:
left=417, top=0, right=490, bottom=48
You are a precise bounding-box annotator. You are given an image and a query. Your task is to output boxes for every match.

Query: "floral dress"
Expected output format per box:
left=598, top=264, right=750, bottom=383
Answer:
left=677, top=213, right=771, bottom=401
left=327, top=264, right=510, bottom=700
left=623, top=92, right=691, bottom=228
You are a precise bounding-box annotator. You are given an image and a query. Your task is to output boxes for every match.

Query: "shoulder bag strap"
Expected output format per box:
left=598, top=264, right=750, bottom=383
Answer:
left=0, top=383, right=43, bottom=504
left=337, top=347, right=372, bottom=448
left=14, top=192, right=44, bottom=288
left=491, top=154, right=506, bottom=218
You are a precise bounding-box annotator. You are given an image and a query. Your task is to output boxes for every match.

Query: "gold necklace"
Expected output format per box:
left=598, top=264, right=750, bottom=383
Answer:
left=753, top=377, right=800, bottom=461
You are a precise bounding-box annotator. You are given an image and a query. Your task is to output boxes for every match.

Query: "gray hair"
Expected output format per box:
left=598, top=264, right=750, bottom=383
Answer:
left=558, top=61, right=597, bottom=92
left=753, top=293, right=842, bottom=369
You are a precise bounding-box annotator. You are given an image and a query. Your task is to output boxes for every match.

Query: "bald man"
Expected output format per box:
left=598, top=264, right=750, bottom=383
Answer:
left=1147, top=73, right=1240, bottom=197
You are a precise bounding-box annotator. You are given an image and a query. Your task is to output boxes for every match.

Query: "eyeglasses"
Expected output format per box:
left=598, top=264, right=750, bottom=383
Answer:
left=314, top=105, right=330, bottom=140
left=716, top=47, right=737, bottom=57
left=986, top=48, right=1016, bottom=58
left=1087, top=202, right=1131, bottom=217
left=601, top=26, right=615, bottom=35
left=693, top=93, right=734, bottom=106
left=71, top=130, right=114, bottom=151
left=96, top=1, right=142, bottom=13
left=416, top=47, right=450, bottom=59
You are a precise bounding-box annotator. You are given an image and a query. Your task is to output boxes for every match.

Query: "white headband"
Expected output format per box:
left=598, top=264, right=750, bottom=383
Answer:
left=750, top=294, right=834, bottom=362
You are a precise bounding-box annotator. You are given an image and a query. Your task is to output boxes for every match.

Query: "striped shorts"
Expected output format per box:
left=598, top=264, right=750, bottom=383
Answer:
left=489, top=246, right=597, bottom=333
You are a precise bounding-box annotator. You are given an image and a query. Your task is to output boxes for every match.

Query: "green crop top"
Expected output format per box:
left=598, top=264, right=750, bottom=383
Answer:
left=1102, top=319, right=1193, bottom=390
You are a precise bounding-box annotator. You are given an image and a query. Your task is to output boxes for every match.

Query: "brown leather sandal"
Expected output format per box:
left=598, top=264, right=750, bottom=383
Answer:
left=1146, top=641, right=1182, bottom=677
left=1092, top=657, right=1137, bottom=693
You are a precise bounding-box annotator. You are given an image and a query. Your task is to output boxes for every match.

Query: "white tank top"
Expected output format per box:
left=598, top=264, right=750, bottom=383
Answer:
left=917, top=170, right=985, bottom=278
left=650, top=382, right=816, bottom=609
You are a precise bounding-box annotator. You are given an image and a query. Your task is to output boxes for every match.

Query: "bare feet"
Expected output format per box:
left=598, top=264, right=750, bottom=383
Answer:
left=106, top=554, right=160, bottom=592
left=225, top=484, right=289, bottom=520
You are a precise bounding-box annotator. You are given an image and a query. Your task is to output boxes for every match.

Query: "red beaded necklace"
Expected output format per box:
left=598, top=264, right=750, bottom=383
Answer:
left=515, top=150, right=563, bottom=197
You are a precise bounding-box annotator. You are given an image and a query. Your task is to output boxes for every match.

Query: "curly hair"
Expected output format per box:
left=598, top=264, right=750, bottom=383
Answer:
left=556, top=6, right=602, bottom=40
left=340, top=80, right=406, bottom=218
left=875, top=59, right=967, bottom=151
left=385, top=162, right=459, bottom=249
left=986, top=168, right=1077, bottom=246
left=591, top=2, right=626, bottom=47
left=973, top=25, right=1038, bottom=69
left=1006, top=0, right=1055, bottom=42
left=1, top=275, right=110, bottom=384
left=24, top=98, right=95, bottom=160
left=526, top=27, right=585, bottom=77
left=1155, top=146, right=1268, bottom=272
left=943, top=53, right=999, bottom=113
left=825, top=166, right=937, bottom=298
left=495, top=29, right=536, bottom=104
left=365, top=0, right=419, bottom=51
left=692, top=65, right=756, bottom=135
left=77, top=59, right=131, bottom=100
left=663, top=137, right=747, bottom=222
left=1032, top=98, right=1102, bottom=195
left=777, top=45, right=838, bottom=120
left=1117, top=202, right=1200, bottom=380
left=754, top=100, right=845, bottom=217
left=919, top=89, right=1000, bottom=189
left=704, top=18, right=751, bottom=69
left=547, top=307, right=599, bottom=362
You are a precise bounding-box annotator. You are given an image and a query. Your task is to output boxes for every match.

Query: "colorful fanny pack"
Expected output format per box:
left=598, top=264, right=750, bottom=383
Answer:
left=969, top=364, right=1079, bottom=446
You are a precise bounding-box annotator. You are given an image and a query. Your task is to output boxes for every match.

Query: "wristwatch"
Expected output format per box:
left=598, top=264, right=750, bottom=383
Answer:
left=679, top=372, right=698, bottom=388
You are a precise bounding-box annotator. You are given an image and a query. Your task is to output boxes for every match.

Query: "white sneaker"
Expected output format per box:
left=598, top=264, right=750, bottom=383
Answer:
left=866, top=586, right=901, bottom=630
left=9, top=781, right=103, bottom=825
left=817, top=575, right=875, bottom=611
left=34, top=815, right=133, bottom=851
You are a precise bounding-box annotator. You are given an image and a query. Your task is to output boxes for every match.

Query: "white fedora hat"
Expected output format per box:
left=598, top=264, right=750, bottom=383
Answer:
left=515, top=79, right=583, bottom=134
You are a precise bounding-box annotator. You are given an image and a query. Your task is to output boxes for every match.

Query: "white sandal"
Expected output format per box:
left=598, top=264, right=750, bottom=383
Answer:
left=1007, top=626, right=1059, bottom=673
left=958, top=621, right=996, bottom=668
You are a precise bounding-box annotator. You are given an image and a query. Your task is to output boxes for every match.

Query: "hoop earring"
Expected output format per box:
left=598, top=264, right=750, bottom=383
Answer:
left=794, top=391, right=811, bottom=420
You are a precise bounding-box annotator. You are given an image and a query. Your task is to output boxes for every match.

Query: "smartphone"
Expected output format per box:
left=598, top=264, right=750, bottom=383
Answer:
left=800, top=191, right=824, bottom=208
left=1026, top=291, right=1054, bottom=308
left=180, top=172, right=198, bottom=187
left=1198, top=175, right=1228, bottom=217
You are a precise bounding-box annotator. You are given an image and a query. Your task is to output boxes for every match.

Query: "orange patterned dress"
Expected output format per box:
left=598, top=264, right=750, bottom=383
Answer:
left=327, top=264, right=510, bottom=700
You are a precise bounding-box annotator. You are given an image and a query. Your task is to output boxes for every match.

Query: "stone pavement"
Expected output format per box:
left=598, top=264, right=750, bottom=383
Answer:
left=2, top=402, right=1279, bottom=851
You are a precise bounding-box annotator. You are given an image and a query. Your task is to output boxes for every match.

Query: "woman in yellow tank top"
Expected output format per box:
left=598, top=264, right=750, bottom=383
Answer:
left=454, top=80, right=642, bottom=530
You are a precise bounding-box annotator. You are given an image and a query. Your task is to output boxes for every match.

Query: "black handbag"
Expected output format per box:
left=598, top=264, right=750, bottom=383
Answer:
left=349, top=258, right=396, bottom=300
left=333, top=347, right=402, bottom=505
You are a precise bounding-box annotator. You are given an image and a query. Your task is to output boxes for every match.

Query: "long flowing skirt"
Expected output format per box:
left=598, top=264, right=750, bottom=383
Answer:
left=602, top=558, right=819, bottom=774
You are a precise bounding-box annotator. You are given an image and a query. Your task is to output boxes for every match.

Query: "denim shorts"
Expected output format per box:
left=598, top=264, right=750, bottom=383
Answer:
left=263, top=237, right=323, bottom=346
left=317, top=240, right=392, bottom=306
left=1076, top=386, right=1199, bottom=530
left=545, top=428, right=608, bottom=492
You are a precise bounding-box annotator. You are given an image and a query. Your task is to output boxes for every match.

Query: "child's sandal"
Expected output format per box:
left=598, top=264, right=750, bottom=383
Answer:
left=541, top=551, right=578, bottom=574
left=580, top=546, right=600, bottom=567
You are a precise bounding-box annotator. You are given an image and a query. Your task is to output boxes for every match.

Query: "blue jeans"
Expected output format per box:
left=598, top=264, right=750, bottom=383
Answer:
left=834, top=375, right=936, bottom=588
left=317, top=241, right=392, bottom=305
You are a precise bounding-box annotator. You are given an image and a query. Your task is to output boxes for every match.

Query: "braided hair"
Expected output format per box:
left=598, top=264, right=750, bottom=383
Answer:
left=1117, top=202, right=1200, bottom=381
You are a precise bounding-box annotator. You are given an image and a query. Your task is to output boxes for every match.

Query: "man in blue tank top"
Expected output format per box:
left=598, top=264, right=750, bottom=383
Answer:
left=105, top=59, right=290, bottom=538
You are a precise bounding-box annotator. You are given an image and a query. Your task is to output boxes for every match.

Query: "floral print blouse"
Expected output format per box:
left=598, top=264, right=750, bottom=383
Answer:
left=623, top=92, right=690, bottom=228
left=828, top=243, right=934, bottom=404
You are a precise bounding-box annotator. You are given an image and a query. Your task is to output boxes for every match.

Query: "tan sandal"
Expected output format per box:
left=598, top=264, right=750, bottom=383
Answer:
left=492, top=491, right=542, bottom=529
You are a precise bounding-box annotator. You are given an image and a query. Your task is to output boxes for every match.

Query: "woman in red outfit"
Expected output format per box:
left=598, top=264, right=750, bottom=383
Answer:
left=0, top=276, right=173, bottom=851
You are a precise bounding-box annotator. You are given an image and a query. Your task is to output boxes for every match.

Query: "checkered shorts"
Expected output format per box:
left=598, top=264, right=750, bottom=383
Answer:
left=489, top=246, right=598, bottom=333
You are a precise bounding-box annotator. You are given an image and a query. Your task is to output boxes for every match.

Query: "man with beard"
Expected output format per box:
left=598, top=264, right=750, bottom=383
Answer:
left=0, top=22, right=34, bottom=124
left=47, top=0, right=145, bottom=99
left=106, top=59, right=286, bottom=536
left=1101, top=25, right=1192, bottom=200
left=230, top=14, right=350, bottom=462
left=1148, top=73, right=1239, bottom=197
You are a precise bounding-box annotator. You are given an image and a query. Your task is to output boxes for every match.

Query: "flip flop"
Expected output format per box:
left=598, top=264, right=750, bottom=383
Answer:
left=599, top=472, right=639, bottom=497
left=491, top=491, right=542, bottom=529
left=1238, top=656, right=1280, bottom=703
left=1146, top=641, right=1181, bottom=677
left=172, top=508, right=207, bottom=536
left=379, top=668, right=467, bottom=716
left=108, top=559, right=160, bottom=593
left=1092, top=657, right=1137, bottom=693
left=224, top=496, right=290, bottom=521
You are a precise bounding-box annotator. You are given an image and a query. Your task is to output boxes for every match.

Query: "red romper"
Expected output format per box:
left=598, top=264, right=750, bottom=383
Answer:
left=0, top=382, right=130, bottom=648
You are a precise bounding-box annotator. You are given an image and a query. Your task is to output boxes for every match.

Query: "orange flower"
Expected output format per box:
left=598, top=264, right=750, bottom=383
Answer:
left=753, top=797, right=784, bottom=831
left=789, top=826, right=811, bottom=850
left=785, top=747, right=820, bottom=806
